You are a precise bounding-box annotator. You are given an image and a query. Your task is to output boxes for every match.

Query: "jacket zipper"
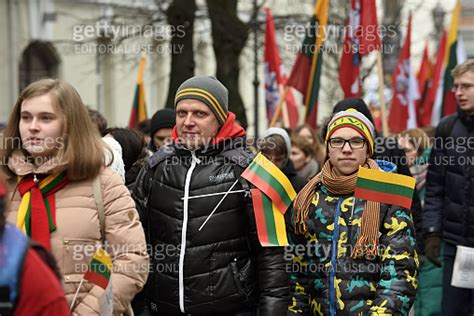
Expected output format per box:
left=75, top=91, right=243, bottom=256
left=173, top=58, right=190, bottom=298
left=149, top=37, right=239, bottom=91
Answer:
left=347, top=197, right=356, bottom=256
left=330, top=198, right=343, bottom=316
left=230, top=258, right=247, bottom=299
left=179, top=151, right=199, bottom=313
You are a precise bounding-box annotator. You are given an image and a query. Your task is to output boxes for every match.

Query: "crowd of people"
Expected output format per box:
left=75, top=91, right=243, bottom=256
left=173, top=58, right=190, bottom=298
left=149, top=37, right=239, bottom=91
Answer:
left=0, top=59, right=473, bottom=315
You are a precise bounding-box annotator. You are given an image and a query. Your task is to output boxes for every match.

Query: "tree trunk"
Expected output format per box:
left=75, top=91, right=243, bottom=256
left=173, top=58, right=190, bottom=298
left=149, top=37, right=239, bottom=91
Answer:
left=165, top=0, right=196, bottom=108
left=206, top=0, right=249, bottom=128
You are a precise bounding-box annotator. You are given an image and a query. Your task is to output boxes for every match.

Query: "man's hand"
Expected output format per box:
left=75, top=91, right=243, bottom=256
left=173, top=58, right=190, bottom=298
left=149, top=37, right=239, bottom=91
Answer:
left=424, top=233, right=442, bottom=267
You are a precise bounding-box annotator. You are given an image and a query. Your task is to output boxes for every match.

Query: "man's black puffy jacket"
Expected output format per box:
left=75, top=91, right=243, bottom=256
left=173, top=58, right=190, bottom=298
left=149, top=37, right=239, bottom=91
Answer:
left=423, top=109, right=474, bottom=245
left=133, top=137, right=288, bottom=315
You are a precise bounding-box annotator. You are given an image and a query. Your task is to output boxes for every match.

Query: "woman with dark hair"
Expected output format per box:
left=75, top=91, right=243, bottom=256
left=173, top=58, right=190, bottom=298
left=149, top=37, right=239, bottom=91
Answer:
left=1, top=79, right=148, bottom=314
left=103, top=127, right=150, bottom=188
left=103, top=128, right=147, bottom=172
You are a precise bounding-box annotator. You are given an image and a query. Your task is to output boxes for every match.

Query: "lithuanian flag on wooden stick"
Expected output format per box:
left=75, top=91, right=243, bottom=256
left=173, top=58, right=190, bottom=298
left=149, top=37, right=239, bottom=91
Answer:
left=242, top=152, right=296, bottom=246
left=128, top=55, right=148, bottom=129
left=71, top=247, right=113, bottom=313
left=242, top=152, right=296, bottom=213
left=84, top=247, right=112, bottom=289
left=355, top=166, right=416, bottom=209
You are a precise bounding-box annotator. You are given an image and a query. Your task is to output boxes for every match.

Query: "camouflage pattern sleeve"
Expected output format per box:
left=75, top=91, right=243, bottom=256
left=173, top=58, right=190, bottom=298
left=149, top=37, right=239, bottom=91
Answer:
left=369, top=205, right=419, bottom=315
left=287, top=209, right=310, bottom=315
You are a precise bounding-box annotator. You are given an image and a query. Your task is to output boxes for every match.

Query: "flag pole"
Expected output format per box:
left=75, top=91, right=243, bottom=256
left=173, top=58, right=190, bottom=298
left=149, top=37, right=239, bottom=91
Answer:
left=198, top=179, right=239, bottom=231
left=70, top=278, right=85, bottom=312
left=253, top=0, right=260, bottom=138
left=269, top=86, right=289, bottom=127
left=279, top=85, right=290, bottom=127
left=376, top=51, right=388, bottom=136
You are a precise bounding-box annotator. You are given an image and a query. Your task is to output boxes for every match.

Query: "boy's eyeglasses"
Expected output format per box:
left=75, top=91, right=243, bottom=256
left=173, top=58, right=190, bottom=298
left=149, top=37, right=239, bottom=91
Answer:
left=328, top=138, right=366, bottom=149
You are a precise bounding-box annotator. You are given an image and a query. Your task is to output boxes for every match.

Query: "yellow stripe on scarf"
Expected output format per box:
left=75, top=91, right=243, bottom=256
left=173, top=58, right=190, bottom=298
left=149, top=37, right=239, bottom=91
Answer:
left=17, top=192, right=30, bottom=232
left=16, top=174, right=58, bottom=233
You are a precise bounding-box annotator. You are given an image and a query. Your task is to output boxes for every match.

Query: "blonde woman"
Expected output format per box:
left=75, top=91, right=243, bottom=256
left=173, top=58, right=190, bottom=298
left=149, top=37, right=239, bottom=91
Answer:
left=1, top=79, right=148, bottom=315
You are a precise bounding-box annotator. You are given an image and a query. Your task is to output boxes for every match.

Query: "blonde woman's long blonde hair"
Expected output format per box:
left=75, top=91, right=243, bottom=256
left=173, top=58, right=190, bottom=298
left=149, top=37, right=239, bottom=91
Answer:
left=1, top=79, right=105, bottom=181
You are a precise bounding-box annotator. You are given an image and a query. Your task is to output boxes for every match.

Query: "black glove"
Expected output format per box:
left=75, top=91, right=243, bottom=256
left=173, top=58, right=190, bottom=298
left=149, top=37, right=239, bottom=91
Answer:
left=424, top=233, right=442, bottom=267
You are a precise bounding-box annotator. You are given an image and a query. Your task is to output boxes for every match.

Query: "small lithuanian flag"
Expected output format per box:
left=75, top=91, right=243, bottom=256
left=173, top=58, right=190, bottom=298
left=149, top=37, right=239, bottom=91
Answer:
left=84, top=247, right=112, bottom=289
left=242, top=152, right=296, bottom=247
left=355, top=166, right=416, bottom=209
left=250, top=189, right=289, bottom=247
left=242, top=152, right=296, bottom=213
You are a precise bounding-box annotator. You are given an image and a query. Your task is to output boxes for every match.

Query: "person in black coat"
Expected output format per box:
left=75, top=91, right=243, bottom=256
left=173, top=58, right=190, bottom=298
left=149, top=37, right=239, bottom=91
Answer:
left=133, top=76, right=288, bottom=315
left=423, top=59, right=474, bottom=315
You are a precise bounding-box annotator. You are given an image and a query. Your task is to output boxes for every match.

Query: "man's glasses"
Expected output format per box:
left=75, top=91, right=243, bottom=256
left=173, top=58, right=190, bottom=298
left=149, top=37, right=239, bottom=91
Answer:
left=451, top=83, right=474, bottom=92
left=328, top=138, right=366, bottom=149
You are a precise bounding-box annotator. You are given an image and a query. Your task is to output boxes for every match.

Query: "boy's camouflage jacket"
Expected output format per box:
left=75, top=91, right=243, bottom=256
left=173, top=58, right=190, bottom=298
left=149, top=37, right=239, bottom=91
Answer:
left=287, top=161, right=419, bottom=316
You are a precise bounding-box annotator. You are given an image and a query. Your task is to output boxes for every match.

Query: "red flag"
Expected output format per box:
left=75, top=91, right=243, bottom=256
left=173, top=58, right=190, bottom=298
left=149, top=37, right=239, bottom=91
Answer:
left=416, top=42, right=432, bottom=127
left=359, top=0, right=381, bottom=53
left=128, top=56, right=148, bottom=129
left=281, top=81, right=299, bottom=128
left=339, top=0, right=361, bottom=98
left=264, top=8, right=299, bottom=127
left=339, top=0, right=380, bottom=98
left=417, top=43, right=432, bottom=95
left=420, top=32, right=446, bottom=127
left=287, top=0, right=329, bottom=128
left=264, top=7, right=282, bottom=121
left=388, top=15, right=419, bottom=134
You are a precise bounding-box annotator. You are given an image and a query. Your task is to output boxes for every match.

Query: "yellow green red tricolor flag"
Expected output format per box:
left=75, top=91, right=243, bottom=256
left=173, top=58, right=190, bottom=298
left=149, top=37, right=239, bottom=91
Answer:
left=286, top=0, right=329, bottom=128
left=441, top=0, right=467, bottom=117
left=355, top=167, right=416, bottom=209
left=84, top=247, right=112, bottom=289
left=128, top=55, right=148, bottom=129
left=241, top=152, right=296, bottom=246
left=250, top=189, right=289, bottom=247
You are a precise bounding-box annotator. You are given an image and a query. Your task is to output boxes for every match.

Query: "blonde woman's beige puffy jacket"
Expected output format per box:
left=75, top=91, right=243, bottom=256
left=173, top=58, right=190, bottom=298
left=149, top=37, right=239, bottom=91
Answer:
left=6, top=152, right=149, bottom=315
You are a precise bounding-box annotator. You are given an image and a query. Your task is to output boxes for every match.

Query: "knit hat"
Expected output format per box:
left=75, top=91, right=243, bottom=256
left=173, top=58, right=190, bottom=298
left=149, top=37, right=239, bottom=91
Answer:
left=322, top=98, right=378, bottom=139
left=325, top=108, right=375, bottom=155
left=174, top=76, right=229, bottom=125
left=333, top=98, right=374, bottom=124
left=150, top=108, right=176, bottom=137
